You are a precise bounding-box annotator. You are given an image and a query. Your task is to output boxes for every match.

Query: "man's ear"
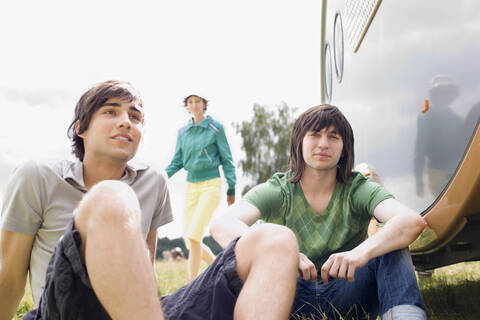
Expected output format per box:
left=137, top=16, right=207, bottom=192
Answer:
left=74, top=121, right=83, bottom=138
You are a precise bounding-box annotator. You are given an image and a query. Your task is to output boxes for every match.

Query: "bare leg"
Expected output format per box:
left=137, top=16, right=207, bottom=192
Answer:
left=188, top=239, right=215, bottom=280
left=74, top=181, right=164, bottom=320
left=234, top=224, right=299, bottom=320
left=187, top=238, right=201, bottom=281
left=201, top=242, right=215, bottom=264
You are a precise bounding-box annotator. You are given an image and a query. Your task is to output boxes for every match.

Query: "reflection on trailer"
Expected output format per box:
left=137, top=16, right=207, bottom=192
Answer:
left=320, top=0, right=480, bottom=270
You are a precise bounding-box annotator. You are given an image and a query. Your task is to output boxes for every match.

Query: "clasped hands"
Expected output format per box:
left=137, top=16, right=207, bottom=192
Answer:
left=298, top=249, right=369, bottom=285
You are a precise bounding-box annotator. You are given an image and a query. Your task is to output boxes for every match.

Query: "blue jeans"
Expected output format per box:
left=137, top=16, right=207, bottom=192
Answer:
left=292, top=249, right=425, bottom=319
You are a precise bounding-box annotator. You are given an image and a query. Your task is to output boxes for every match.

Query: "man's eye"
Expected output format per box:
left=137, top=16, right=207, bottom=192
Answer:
left=130, top=114, right=141, bottom=121
left=105, top=109, right=115, bottom=115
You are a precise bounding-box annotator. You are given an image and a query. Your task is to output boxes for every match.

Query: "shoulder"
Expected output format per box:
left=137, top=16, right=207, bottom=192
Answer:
left=244, top=173, right=291, bottom=218
left=270, top=172, right=296, bottom=194
left=177, top=123, right=191, bottom=136
left=268, top=172, right=291, bottom=188
left=348, top=171, right=388, bottom=191
left=206, top=117, right=224, bottom=133
left=247, top=172, right=291, bottom=197
left=3, top=159, right=70, bottom=204
left=135, top=162, right=168, bottom=187
left=347, top=171, right=394, bottom=209
left=345, top=171, right=379, bottom=194
left=348, top=171, right=368, bottom=186
left=11, top=159, right=68, bottom=181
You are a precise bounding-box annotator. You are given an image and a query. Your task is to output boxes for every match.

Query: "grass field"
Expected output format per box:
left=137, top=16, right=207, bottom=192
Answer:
left=14, top=260, right=480, bottom=319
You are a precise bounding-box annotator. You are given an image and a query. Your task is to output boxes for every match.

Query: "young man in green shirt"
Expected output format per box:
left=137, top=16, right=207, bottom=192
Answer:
left=211, top=105, right=428, bottom=319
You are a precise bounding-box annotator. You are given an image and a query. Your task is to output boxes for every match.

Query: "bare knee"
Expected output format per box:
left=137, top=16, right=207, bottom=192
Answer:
left=250, top=224, right=299, bottom=257
left=74, top=180, right=141, bottom=233
left=235, top=224, right=299, bottom=280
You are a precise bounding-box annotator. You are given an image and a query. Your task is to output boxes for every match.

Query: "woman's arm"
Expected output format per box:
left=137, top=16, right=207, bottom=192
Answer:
left=215, top=124, right=236, bottom=197
left=165, top=133, right=184, bottom=178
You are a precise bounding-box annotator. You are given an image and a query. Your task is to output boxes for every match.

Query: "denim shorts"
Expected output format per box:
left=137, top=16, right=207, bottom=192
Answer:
left=24, top=219, right=243, bottom=320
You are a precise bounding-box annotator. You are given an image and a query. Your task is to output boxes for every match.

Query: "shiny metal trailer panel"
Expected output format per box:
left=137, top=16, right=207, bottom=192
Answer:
left=321, top=0, right=480, bottom=269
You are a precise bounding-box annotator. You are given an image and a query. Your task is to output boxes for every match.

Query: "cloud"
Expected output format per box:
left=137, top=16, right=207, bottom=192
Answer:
left=0, top=88, right=72, bottom=108
left=0, top=153, right=18, bottom=194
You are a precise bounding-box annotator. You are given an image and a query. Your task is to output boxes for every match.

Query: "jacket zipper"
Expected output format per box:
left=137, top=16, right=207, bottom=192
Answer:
left=204, top=148, right=213, bottom=163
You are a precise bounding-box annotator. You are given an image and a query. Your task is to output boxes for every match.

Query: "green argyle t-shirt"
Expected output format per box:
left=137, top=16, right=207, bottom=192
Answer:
left=243, top=171, right=394, bottom=269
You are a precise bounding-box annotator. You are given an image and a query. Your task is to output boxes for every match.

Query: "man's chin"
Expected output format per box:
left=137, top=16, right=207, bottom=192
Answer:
left=111, top=151, right=136, bottom=163
left=311, top=164, right=337, bottom=171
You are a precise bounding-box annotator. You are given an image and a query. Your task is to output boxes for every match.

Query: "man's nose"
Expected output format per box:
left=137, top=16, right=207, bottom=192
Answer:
left=317, top=135, right=329, bottom=148
left=118, top=111, right=131, bottom=128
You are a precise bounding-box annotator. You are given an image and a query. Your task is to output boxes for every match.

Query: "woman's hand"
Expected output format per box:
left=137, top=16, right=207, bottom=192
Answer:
left=227, top=195, right=235, bottom=206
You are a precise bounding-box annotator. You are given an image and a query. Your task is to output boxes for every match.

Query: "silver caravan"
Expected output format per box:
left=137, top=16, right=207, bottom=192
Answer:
left=320, top=0, right=480, bottom=270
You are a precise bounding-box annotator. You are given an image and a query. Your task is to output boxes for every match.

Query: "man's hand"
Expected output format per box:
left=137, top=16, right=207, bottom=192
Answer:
left=227, top=195, right=235, bottom=206
left=298, top=252, right=318, bottom=282
left=320, top=248, right=369, bottom=285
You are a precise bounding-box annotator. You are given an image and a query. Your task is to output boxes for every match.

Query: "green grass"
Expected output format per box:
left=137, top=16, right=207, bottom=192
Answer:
left=155, top=259, right=195, bottom=296
left=13, top=282, right=33, bottom=320
left=418, top=262, right=480, bottom=320
left=15, top=261, right=480, bottom=319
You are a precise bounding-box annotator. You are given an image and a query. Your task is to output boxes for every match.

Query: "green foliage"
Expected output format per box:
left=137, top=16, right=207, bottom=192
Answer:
left=14, top=283, right=33, bottom=320
left=234, top=102, right=297, bottom=195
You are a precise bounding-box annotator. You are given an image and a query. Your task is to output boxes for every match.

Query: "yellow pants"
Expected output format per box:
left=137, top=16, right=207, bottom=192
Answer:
left=184, top=178, right=221, bottom=248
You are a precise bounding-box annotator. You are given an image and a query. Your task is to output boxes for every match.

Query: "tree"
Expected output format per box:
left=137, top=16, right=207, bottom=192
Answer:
left=234, top=102, right=297, bottom=195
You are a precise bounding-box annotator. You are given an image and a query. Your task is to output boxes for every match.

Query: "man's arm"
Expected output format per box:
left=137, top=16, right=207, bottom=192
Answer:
left=146, top=229, right=158, bottom=266
left=361, top=198, right=427, bottom=258
left=211, top=199, right=320, bottom=281
left=210, top=201, right=261, bottom=248
left=0, top=230, right=35, bottom=320
left=321, top=198, right=426, bottom=284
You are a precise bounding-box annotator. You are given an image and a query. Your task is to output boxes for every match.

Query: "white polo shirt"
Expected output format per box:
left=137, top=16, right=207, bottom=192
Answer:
left=0, top=159, right=173, bottom=306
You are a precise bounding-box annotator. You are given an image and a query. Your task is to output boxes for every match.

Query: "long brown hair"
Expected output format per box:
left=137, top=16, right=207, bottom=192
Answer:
left=67, top=80, right=143, bottom=161
left=288, top=104, right=354, bottom=184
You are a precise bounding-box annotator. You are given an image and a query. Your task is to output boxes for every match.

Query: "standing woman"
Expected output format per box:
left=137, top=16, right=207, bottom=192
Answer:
left=166, top=94, right=236, bottom=281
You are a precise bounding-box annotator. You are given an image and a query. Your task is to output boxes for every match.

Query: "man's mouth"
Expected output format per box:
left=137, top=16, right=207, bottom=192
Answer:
left=112, top=135, right=132, bottom=142
left=314, top=153, right=330, bottom=157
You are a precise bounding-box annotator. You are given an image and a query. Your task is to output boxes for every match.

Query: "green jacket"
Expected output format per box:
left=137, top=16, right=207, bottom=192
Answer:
left=166, top=116, right=236, bottom=196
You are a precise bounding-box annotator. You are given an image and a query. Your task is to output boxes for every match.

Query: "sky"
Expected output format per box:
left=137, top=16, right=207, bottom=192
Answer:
left=0, top=0, right=323, bottom=238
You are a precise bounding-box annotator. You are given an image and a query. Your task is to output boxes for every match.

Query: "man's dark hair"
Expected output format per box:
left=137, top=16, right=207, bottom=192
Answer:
left=288, top=104, right=354, bottom=184
left=67, top=80, right=143, bottom=161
